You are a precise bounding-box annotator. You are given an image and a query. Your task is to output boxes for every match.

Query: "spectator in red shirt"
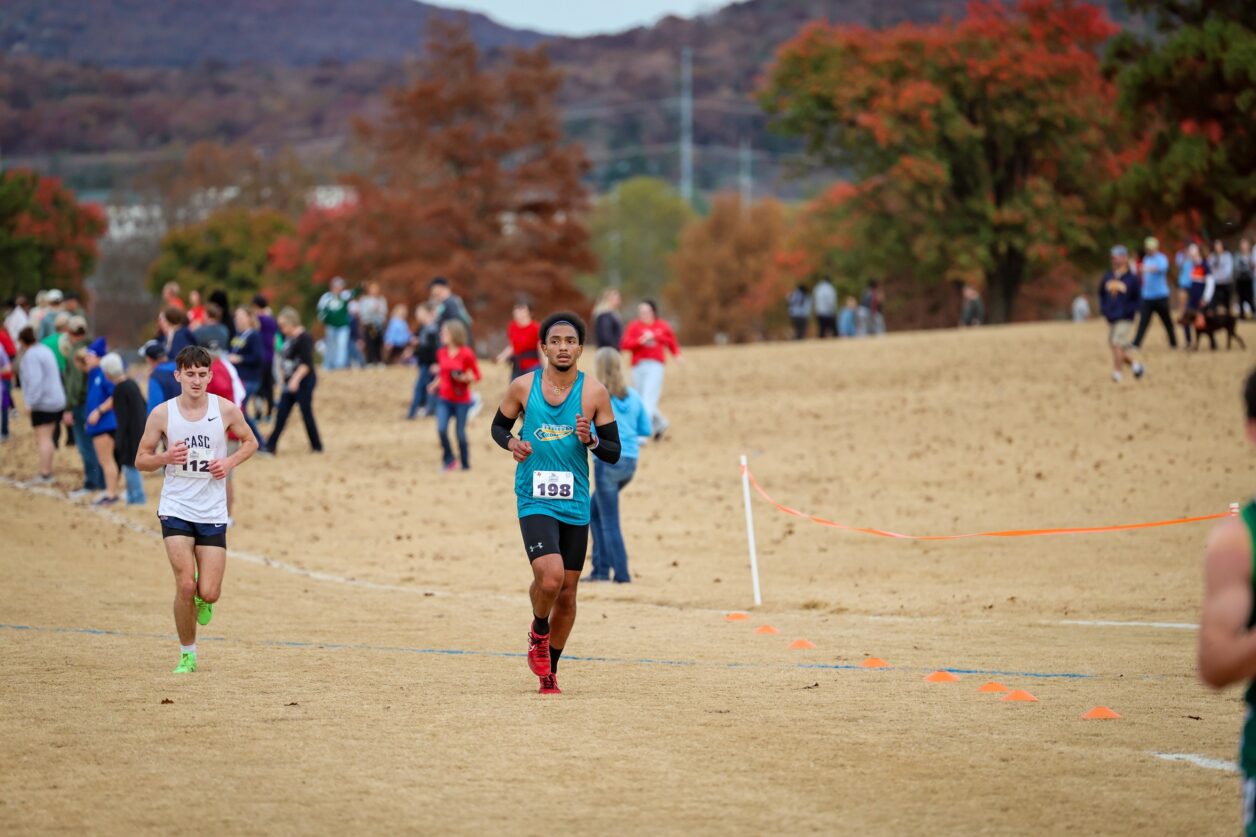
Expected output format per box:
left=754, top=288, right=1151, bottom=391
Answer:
left=428, top=320, right=481, bottom=471
left=495, top=301, right=541, bottom=380
left=0, top=326, right=15, bottom=441
left=621, top=299, right=681, bottom=440
left=161, top=282, right=186, bottom=312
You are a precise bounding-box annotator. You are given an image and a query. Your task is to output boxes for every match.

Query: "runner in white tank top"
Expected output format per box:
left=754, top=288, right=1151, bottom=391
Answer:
left=135, top=345, right=259, bottom=675
left=158, top=393, right=229, bottom=524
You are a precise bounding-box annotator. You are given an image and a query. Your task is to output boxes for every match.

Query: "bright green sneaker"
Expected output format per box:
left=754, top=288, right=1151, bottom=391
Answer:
left=173, top=652, right=197, bottom=674
left=195, top=596, right=213, bottom=626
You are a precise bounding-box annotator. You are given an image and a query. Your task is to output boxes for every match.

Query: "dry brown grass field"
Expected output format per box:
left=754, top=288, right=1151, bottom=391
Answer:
left=1, top=319, right=1252, bottom=834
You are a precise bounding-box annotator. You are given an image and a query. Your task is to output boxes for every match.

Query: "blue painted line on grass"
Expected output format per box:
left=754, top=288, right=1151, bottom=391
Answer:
left=0, top=622, right=1097, bottom=679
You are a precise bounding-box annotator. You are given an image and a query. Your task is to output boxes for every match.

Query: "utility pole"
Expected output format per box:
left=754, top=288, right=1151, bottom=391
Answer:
left=679, top=47, right=693, bottom=204
left=739, top=138, right=752, bottom=215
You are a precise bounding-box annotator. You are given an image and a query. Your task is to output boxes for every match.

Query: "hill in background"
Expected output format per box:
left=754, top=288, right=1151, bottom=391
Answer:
left=3, top=0, right=1135, bottom=196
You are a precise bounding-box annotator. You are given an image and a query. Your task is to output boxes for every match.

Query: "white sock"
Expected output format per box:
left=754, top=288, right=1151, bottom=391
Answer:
left=181, top=643, right=196, bottom=655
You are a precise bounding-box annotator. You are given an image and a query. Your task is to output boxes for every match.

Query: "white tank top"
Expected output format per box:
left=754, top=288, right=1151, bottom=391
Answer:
left=158, top=395, right=229, bottom=524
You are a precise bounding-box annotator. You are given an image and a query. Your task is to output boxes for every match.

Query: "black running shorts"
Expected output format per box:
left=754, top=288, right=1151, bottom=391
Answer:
left=160, top=515, right=227, bottom=549
left=519, top=514, right=588, bottom=572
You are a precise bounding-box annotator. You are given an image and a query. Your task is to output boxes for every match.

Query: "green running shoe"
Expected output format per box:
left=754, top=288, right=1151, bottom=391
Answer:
left=173, top=652, right=197, bottom=674
left=195, top=596, right=213, bottom=626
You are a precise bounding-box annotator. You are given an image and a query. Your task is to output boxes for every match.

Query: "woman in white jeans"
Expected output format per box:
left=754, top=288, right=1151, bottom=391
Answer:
left=620, top=300, right=681, bottom=440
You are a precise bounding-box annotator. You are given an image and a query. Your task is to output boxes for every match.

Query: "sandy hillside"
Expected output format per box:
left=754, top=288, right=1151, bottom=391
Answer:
left=1, top=319, right=1252, bottom=834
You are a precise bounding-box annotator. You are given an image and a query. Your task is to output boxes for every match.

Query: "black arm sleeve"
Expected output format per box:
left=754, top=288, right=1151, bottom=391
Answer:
left=590, top=420, right=621, bottom=464
left=491, top=409, right=516, bottom=450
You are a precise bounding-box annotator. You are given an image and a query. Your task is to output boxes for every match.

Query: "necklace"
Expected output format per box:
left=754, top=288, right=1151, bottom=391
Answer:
left=543, top=374, right=574, bottom=395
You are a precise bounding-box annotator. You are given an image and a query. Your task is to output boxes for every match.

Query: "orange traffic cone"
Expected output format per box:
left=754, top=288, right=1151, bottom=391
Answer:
left=859, top=657, right=890, bottom=668
left=1002, top=689, right=1038, bottom=702
left=977, top=681, right=1009, bottom=693
left=724, top=612, right=749, bottom=622
left=924, top=670, right=960, bottom=683
left=755, top=625, right=780, bottom=635
left=1082, top=706, right=1120, bottom=720
left=789, top=639, right=816, bottom=650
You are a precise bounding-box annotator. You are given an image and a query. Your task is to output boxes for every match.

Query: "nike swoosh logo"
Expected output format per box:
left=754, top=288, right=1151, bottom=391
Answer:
left=207, top=417, right=217, bottom=422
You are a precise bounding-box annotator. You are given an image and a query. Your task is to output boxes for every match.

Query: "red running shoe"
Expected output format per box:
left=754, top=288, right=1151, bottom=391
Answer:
left=527, top=629, right=551, bottom=677
left=538, top=674, right=561, bottom=694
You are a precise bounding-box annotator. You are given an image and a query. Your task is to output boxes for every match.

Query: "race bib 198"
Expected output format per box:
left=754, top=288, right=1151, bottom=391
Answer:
left=532, top=470, right=574, bottom=500
left=176, top=447, right=214, bottom=479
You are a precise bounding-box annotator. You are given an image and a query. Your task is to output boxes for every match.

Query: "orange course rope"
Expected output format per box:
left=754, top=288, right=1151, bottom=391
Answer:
left=742, top=465, right=1230, bottom=541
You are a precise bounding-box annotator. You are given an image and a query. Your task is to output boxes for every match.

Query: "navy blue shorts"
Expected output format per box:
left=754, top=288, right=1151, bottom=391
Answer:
left=159, top=516, right=227, bottom=548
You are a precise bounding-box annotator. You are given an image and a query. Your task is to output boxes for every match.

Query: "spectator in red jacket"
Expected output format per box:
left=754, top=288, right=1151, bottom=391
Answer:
left=428, top=319, right=481, bottom=471
left=0, top=326, right=15, bottom=442
left=621, top=300, right=681, bottom=440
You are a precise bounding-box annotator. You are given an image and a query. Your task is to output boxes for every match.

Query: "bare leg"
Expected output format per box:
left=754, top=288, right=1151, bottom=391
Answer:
left=549, top=570, right=582, bottom=650
left=165, top=536, right=198, bottom=646
left=93, top=433, right=119, bottom=497
left=529, top=554, right=564, bottom=622
left=195, top=545, right=227, bottom=605
left=34, top=423, right=54, bottom=475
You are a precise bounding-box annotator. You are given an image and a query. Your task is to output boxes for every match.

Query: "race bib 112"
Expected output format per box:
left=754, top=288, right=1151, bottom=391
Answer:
left=175, top=447, right=214, bottom=479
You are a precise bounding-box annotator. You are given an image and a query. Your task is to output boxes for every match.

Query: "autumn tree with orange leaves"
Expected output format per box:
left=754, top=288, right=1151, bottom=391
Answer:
left=762, top=0, right=1127, bottom=322
left=668, top=194, right=792, bottom=343
left=0, top=169, right=105, bottom=302
left=284, top=22, right=594, bottom=334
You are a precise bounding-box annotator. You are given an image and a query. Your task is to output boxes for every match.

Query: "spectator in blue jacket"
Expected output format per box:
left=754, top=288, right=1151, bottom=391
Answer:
left=84, top=338, right=121, bottom=504
left=141, top=340, right=180, bottom=415
left=587, top=347, right=655, bottom=583
left=1099, top=245, right=1146, bottom=383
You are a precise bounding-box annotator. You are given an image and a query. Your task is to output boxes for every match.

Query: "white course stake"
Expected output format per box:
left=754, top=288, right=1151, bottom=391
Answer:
left=740, top=454, right=763, bottom=607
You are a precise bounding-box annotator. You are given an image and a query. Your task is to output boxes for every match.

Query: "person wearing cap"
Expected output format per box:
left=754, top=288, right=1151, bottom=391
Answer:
left=83, top=338, right=121, bottom=504
left=141, top=340, right=181, bottom=416
left=317, top=276, right=354, bottom=370
left=61, top=316, right=105, bottom=498
left=1099, top=245, right=1146, bottom=383
left=99, top=353, right=147, bottom=505
left=1133, top=236, right=1177, bottom=349
left=16, top=326, right=66, bottom=484
left=37, top=289, right=64, bottom=341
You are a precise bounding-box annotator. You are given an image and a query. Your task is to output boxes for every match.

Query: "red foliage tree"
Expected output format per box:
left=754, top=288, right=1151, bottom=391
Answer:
left=667, top=194, right=792, bottom=343
left=285, top=22, right=595, bottom=335
left=0, top=169, right=105, bottom=302
left=762, top=1, right=1126, bottom=322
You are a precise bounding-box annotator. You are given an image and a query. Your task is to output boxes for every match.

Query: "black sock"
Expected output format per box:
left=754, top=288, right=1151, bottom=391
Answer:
left=550, top=646, right=563, bottom=672
left=532, top=615, right=550, bottom=635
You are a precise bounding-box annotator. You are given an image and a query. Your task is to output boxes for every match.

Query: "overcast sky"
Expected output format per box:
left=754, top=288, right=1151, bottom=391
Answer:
left=435, top=1, right=725, bottom=36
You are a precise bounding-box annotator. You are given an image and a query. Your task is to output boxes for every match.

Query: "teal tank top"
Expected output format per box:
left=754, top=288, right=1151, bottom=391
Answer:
left=1241, top=502, right=1256, bottom=775
left=515, top=371, right=591, bottom=525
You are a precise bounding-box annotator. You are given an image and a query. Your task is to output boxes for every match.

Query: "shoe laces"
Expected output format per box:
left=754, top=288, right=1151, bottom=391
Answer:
left=541, top=674, right=557, bottom=691
left=529, top=631, right=547, bottom=654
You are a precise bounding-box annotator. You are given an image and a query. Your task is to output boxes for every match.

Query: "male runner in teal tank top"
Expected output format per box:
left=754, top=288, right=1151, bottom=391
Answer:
left=1199, top=369, right=1256, bottom=833
left=491, top=313, right=620, bottom=694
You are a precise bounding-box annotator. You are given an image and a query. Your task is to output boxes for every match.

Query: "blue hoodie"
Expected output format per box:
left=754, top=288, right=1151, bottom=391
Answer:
left=1099, top=270, right=1141, bottom=322
left=146, top=361, right=180, bottom=415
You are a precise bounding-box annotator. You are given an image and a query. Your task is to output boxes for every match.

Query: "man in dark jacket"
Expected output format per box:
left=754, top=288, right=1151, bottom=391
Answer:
left=1099, top=245, right=1146, bottom=383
